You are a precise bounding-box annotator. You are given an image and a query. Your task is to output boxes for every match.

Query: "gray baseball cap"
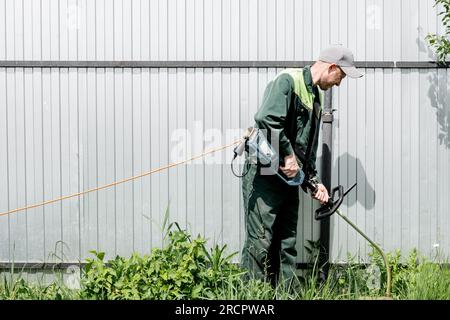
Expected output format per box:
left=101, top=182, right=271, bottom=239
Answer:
left=318, top=45, right=364, bottom=78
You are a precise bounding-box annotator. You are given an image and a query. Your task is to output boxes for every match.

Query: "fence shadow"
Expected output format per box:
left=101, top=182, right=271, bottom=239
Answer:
left=317, top=152, right=376, bottom=211
left=417, top=28, right=450, bottom=149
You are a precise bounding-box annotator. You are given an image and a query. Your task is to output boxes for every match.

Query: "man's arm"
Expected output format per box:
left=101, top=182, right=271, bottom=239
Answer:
left=308, top=124, right=321, bottom=184
left=254, top=73, right=295, bottom=160
left=307, top=113, right=329, bottom=204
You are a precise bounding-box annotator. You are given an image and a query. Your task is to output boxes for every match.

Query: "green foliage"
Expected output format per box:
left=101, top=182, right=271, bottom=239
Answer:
left=368, top=247, right=403, bottom=296
left=293, top=241, right=367, bottom=300
left=369, top=248, right=450, bottom=300
left=80, top=223, right=246, bottom=300
left=323, top=254, right=372, bottom=299
left=404, top=262, right=450, bottom=300
left=211, top=278, right=277, bottom=300
left=0, top=272, right=77, bottom=300
left=2, top=229, right=449, bottom=300
left=426, top=0, right=450, bottom=62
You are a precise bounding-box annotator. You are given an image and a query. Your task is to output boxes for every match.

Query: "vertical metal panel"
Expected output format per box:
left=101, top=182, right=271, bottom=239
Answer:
left=412, top=68, right=420, bottom=252
left=0, top=0, right=5, bottom=60
left=438, top=69, right=450, bottom=252
left=222, top=68, right=241, bottom=257
left=185, top=68, right=198, bottom=239
left=0, top=69, right=8, bottom=261
left=132, top=68, right=143, bottom=253
left=333, top=77, right=347, bottom=261
left=169, top=68, right=187, bottom=229
left=3, top=0, right=16, bottom=59
left=41, top=1, right=50, bottom=60
left=174, top=65, right=184, bottom=230
left=113, top=0, right=122, bottom=60
left=167, top=0, right=177, bottom=60
left=41, top=68, right=61, bottom=264
left=392, top=0, right=403, bottom=60
left=103, top=68, right=117, bottom=258
left=123, top=0, right=132, bottom=60
left=49, top=0, right=59, bottom=60
left=59, top=68, right=80, bottom=262
left=8, top=68, right=28, bottom=262
left=149, top=68, right=161, bottom=249
left=159, top=0, right=168, bottom=60
left=26, top=69, right=45, bottom=262
left=195, top=67, right=205, bottom=237
left=78, top=68, right=88, bottom=255
left=382, top=69, right=395, bottom=252
left=230, top=0, right=240, bottom=60
left=382, top=70, right=392, bottom=250
left=96, top=69, right=107, bottom=256
left=59, top=0, right=67, bottom=59
left=317, top=0, right=330, bottom=54
left=423, top=69, right=438, bottom=253
left=140, top=68, right=152, bottom=252
left=346, top=72, right=358, bottom=258
left=373, top=69, right=384, bottom=248
left=23, top=0, right=32, bottom=60
left=151, top=68, right=169, bottom=248
left=114, top=68, right=134, bottom=256
left=132, top=0, right=141, bottom=60
left=355, top=65, right=367, bottom=259
left=14, top=0, right=24, bottom=60
left=113, top=68, right=123, bottom=255
left=302, top=0, right=313, bottom=59
left=329, top=0, right=340, bottom=46
left=204, top=68, right=223, bottom=247
left=356, top=0, right=366, bottom=61
left=81, top=68, right=99, bottom=255
left=392, top=69, right=403, bottom=252
left=240, top=0, right=249, bottom=61
left=45, top=69, right=63, bottom=262
left=402, top=0, right=420, bottom=61
left=365, top=69, right=376, bottom=258
left=123, top=69, right=134, bottom=252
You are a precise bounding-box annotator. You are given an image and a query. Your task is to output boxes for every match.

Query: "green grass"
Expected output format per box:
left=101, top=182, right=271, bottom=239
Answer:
left=1, top=225, right=449, bottom=300
left=0, top=271, right=78, bottom=300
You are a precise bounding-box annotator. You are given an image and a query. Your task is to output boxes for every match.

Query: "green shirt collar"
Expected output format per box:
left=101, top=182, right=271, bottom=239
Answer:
left=303, top=65, right=315, bottom=94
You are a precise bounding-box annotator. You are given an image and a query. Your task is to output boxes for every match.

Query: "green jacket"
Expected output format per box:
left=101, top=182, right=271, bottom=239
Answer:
left=254, top=65, right=322, bottom=183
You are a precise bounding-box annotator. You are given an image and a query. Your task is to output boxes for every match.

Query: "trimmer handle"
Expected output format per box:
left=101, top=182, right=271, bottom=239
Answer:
left=314, top=185, right=344, bottom=220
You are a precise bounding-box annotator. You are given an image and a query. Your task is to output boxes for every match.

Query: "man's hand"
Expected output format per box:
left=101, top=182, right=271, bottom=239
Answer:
left=312, top=183, right=329, bottom=204
left=280, top=154, right=299, bottom=178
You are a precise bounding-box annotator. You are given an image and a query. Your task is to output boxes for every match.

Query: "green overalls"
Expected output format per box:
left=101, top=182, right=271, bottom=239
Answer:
left=241, top=66, right=323, bottom=286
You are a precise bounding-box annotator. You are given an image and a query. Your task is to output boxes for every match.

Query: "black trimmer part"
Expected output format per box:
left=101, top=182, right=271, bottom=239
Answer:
left=314, top=183, right=357, bottom=221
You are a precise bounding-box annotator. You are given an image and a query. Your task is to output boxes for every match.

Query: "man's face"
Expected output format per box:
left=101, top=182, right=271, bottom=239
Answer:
left=319, top=64, right=346, bottom=90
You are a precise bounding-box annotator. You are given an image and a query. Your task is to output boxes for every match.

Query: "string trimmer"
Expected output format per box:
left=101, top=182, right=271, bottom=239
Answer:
left=232, top=127, right=392, bottom=297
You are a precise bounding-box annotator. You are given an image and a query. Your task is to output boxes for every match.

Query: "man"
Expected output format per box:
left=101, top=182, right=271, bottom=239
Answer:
left=241, top=45, right=364, bottom=287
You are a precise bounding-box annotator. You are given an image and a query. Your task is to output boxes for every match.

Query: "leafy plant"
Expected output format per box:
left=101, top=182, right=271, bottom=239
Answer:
left=426, top=0, right=450, bottom=63
left=80, top=223, right=246, bottom=300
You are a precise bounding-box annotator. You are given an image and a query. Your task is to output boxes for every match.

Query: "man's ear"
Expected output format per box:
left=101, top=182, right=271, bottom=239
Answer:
left=328, top=63, right=338, bottom=73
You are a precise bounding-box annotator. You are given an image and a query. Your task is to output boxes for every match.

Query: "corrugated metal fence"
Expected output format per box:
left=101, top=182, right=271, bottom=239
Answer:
left=0, top=0, right=449, bottom=268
